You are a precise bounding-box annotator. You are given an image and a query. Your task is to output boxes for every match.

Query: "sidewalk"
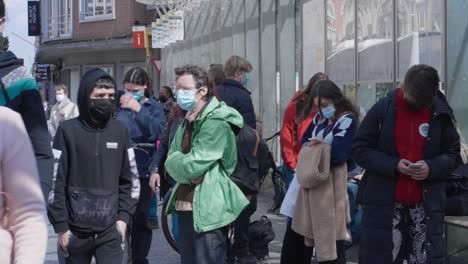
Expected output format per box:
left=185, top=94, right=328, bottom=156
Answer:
left=44, top=186, right=359, bottom=264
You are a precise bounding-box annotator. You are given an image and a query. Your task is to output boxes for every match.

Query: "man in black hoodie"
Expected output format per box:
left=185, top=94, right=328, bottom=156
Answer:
left=0, top=0, right=53, bottom=199
left=48, top=69, right=139, bottom=264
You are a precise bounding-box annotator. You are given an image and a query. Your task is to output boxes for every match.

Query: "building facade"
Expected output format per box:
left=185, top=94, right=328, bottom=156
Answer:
left=159, top=0, right=468, bottom=150
left=36, top=0, right=160, bottom=102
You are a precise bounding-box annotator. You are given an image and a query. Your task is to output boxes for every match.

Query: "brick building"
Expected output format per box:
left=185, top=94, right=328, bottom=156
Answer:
left=36, top=0, right=160, bottom=102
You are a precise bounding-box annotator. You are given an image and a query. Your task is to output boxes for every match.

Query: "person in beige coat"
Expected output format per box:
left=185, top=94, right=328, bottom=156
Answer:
left=0, top=107, right=48, bottom=263
left=48, top=84, right=79, bottom=138
left=291, top=80, right=358, bottom=264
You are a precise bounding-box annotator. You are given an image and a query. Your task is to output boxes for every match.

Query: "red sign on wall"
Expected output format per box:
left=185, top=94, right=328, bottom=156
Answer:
left=132, top=26, right=147, bottom=49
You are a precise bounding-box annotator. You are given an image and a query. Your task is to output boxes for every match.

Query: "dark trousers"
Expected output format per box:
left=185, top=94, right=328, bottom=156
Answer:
left=280, top=218, right=313, bottom=264
left=178, top=211, right=227, bottom=264
left=232, top=195, right=257, bottom=258
left=318, top=240, right=346, bottom=264
left=280, top=218, right=347, bottom=264
left=64, top=225, right=124, bottom=264
left=131, top=177, right=153, bottom=264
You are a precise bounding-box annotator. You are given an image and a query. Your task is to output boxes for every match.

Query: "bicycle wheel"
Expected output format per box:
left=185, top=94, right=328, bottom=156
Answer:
left=161, top=190, right=179, bottom=253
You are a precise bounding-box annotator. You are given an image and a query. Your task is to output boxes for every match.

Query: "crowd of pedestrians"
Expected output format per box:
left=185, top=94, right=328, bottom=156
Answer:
left=0, top=0, right=467, bottom=262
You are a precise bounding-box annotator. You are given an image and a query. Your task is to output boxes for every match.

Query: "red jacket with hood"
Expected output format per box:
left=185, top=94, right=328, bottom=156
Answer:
left=280, top=90, right=316, bottom=171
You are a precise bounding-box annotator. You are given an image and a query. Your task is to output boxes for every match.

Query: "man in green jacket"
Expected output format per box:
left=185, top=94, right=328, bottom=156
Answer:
left=164, top=65, right=249, bottom=264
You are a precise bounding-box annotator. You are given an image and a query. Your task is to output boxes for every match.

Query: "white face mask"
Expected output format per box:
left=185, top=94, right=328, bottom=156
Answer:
left=56, top=94, right=66, bottom=102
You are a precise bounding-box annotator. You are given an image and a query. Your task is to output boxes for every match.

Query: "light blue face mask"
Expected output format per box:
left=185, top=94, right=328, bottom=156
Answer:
left=321, top=105, right=336, bottom=119
left=132, top=91, right=144, bottom=101
left=242, top=74, right=251, bottom=86
left=176, top=89, right=197, bottom=111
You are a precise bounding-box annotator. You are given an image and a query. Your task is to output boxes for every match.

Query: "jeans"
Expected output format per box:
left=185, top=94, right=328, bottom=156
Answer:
left=232, top=195, right=257, bottom=258
left=63, top=225, right=124, bottom=264
left=279, top=165, right=295, bottom=190
left=131, top=178, right=153, bottom=264
left=177, top=211, right=227, bottom=264
left=347, top=182, right=362, bottom=243
left=149, top=194, right=158, bottom=220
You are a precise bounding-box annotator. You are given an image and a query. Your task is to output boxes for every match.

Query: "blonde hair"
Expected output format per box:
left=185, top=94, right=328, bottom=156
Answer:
left=55, top=84, right=68, bottom=95
left=224, top=55, right=253, bottom=79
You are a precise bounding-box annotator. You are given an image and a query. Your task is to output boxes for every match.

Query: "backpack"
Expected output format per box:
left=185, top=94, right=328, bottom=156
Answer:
left=446, top=164, right=468, bottom=216
left=256, top=139, right=271, bottom=181
left=248, top=216, right=275, bottom=260
left=230, top=125, right=261, bottom=194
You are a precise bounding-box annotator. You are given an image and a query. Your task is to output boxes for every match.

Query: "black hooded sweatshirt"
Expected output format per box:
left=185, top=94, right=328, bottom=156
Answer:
left=47, top=69, right=139, bottom=234
left=0, top=51, right=54, bottom=198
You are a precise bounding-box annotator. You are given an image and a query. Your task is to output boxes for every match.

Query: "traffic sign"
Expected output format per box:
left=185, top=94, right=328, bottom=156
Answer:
left=152, top=59, right=161, bottom=73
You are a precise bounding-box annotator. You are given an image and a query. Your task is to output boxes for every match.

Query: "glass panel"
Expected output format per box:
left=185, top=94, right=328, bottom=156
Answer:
left=357, top=82, right=393, bottom=111
left=48, top=0, right=58, bottom=38
left=357, top=0, right=393, bottom=83
left=96, top=0, right=105, bottom=16
left=59, top=0, right=71, bottom=35
left=86, top=0, right=94, bottom=17
left=326, top=0, right=355, bottom=84
left=303, top=0, right=325, bottom=85
left=447, top=0, right=468, bottom=139
left=343, top=84, right=357, bottom=105
left=106, top=0, right=113, bottom=15
left=426, top=0, right=444, bottom=79
left=397, top=0, right=444, bottom=81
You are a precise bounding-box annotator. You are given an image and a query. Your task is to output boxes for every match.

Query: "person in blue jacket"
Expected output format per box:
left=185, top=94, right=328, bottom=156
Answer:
left=116, top=67, right=165, bottom=264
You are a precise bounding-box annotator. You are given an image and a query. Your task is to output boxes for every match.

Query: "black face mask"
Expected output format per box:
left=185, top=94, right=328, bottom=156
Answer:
left=159, top=96, right=168, bottom=103
left=89, top=99, right=116, bottom=125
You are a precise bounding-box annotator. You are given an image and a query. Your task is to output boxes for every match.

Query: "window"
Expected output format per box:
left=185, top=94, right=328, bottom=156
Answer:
left=83, top=65, right=114, bottom=78
left=45, top=0, right=72, bottom=40
left=81, top=0, right=115, bottom=22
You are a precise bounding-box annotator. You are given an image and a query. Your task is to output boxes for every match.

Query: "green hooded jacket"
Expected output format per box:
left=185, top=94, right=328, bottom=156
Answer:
left=165, top=97, right=249, bottom=233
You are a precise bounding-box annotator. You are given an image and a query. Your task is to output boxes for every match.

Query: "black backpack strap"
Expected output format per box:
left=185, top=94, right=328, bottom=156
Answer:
left=0, top=79, right=10, bottom=105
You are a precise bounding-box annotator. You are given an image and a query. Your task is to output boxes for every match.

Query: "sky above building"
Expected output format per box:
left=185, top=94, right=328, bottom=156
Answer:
left=4, top=0, right=36, bottom=71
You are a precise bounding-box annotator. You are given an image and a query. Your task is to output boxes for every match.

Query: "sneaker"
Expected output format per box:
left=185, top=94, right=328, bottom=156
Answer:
left=147, top=219, right=159, bottom=230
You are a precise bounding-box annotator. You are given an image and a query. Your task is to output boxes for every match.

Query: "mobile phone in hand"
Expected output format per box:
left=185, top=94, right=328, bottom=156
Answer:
left=408, top=163, right=423, bottom=169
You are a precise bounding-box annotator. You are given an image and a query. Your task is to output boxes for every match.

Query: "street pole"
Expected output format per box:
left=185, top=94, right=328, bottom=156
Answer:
left=146, top=26, right=151, bottom=73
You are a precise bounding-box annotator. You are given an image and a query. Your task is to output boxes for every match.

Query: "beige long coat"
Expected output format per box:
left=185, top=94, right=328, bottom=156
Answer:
left=292, top=142, right=350, bottom=262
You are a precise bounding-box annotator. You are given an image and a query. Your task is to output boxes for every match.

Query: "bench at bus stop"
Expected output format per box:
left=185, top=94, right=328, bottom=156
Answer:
left=446, top=216, right=468, bottom=263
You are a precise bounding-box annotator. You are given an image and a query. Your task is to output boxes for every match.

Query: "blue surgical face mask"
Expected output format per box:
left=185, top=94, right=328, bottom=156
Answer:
left=242, top=73, right=251, bottom=86
left=132, top=91, right=144, bottom=101
left=321, top=105, right=336, bottom=120
left=176, top=89, right=197, bottom=111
